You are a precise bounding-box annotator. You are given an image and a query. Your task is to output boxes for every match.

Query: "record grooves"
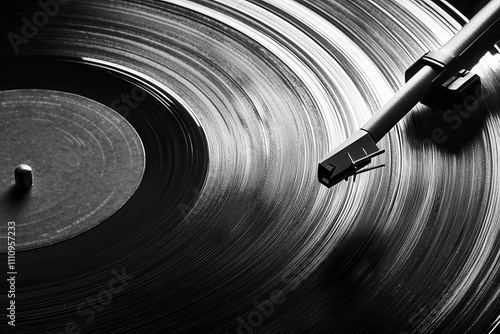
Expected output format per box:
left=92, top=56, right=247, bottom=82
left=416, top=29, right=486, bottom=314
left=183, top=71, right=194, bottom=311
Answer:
left=1, top=55, right=209, bottom=331
left=1, top=1, right=500, bottom=333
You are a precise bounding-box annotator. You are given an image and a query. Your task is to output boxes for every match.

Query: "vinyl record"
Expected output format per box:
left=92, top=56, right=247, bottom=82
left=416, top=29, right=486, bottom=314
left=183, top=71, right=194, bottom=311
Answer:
left=0, top=1, right=500, bottom=333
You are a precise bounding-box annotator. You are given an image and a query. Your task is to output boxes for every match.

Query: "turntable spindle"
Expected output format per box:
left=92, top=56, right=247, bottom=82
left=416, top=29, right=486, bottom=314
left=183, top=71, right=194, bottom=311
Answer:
left=14, top=164, right=33, bottom=190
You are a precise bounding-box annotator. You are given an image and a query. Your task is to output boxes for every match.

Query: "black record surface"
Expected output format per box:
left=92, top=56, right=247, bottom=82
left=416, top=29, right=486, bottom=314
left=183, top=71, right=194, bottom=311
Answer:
left=1, top=1, right=500, bottom=333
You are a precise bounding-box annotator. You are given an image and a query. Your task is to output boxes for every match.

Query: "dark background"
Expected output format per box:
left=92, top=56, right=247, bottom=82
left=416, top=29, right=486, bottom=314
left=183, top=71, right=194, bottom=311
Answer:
left=447, top=0, right=489, bottom=18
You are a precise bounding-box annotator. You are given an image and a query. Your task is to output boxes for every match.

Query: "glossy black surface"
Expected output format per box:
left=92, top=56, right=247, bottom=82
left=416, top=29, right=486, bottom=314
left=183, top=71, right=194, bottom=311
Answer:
left=1, top=1, right=500, bottom=333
